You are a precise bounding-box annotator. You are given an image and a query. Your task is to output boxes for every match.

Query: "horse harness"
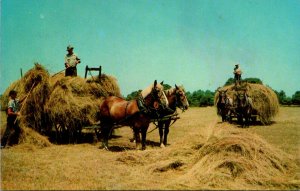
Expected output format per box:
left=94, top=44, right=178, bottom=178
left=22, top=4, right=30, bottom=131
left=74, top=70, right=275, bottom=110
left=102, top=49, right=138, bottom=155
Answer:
left=117, top=91, right=166, bottom=125
left=147, top=90, right=186, bottom=134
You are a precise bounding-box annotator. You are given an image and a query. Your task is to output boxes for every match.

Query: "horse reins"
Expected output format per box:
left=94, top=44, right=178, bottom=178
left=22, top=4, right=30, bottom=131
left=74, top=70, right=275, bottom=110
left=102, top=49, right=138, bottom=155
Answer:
left=147, top=89, right=186, bottom=134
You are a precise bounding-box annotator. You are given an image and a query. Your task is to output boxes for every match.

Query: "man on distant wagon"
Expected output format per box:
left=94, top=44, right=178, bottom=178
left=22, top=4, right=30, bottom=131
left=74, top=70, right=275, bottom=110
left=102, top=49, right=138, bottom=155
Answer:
left=65, top=45, right=81, bottom=77
left=1, top=90, right=23, bottom=148
left=233, top=64, right=242, bottom=86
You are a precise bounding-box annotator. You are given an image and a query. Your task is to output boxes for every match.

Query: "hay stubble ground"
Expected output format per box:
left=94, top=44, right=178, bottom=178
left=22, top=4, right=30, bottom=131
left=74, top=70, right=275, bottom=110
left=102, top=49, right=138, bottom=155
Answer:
left=1, top=107, right=299, bottom=190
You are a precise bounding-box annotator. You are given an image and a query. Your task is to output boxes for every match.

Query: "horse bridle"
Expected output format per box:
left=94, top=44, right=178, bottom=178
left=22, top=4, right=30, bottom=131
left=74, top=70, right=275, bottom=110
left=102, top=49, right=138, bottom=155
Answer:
left=137, top=87, right=168, bottom=115
left=175, top=89, right=188, bottom=112
left=237, top=93, right=248, bottom=107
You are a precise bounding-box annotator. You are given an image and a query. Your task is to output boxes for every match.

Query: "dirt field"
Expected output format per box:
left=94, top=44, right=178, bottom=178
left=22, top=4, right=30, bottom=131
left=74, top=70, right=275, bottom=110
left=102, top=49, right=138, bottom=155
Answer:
left=1, top=107, right=299, bottom=190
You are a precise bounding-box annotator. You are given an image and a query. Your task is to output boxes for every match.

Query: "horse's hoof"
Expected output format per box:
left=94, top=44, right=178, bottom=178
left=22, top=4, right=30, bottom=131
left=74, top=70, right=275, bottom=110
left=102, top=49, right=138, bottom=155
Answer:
left=100, top=145, right=109, bottom=151
left=142, top=146, right=146, bottom=150
left=160, top=144, right=165, bottom=148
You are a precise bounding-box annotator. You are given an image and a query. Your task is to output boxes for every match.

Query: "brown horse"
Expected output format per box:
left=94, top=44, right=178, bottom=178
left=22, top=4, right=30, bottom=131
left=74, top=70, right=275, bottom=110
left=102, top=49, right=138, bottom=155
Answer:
left=98, top=80, right=168, bottom=150
left=217, top=90, right=233, bottom=122
left=236, top=91, right=253, bottom=127
left=158, top=85, right=189, bottom=148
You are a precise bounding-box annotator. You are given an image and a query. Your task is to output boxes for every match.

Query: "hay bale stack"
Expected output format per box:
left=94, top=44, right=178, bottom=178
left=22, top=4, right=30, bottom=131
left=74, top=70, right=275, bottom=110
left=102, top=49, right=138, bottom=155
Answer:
left=44, top=73, right=121, bottom=142
left=214, top=83, right=279, bottom=124
left=172, top=124, right=297, bottom=190
left=19, top=63, right=51, bottom=131
left=1, top=63, right=121, bottom=145
left=1, top=63, right=51, bottom=147
left=45, top=76, right=102, bottom=129
left=86, top=74, right=121, bottom=97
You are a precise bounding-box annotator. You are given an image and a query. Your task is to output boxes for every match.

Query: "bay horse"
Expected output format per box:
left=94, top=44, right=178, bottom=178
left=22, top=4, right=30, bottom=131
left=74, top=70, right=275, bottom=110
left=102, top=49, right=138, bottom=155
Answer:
left=158, top=85, right=189, bottom=148
left=98, top=80, right=168, bottom=150
left=217, top=90, right=233, bottom=122
left=236, top=91, right=253, bottom=127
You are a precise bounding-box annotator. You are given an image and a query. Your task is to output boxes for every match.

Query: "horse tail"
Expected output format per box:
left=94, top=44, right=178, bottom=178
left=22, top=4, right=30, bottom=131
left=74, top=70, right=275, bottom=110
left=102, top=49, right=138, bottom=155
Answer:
left=98, top=97, right=108, bottom=119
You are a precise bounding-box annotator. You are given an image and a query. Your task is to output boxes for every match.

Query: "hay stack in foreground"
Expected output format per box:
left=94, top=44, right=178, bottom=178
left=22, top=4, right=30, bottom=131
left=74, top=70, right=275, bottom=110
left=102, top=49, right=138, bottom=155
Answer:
left=215, top=83, right=279, bottom=124
left=0, top=63, right=52, bottom=147
left=170, top=124, right=298, bottom=190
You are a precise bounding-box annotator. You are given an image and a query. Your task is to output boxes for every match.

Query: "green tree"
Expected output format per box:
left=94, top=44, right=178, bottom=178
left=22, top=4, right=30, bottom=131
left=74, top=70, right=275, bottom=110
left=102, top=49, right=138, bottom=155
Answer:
left=163, top=83, right=172, bottom=90
left=126, top=90, right=141, bottom=101
left=244, top=77, right=263, bottom=84
left=275, top=90, right=292, bottom=105
left=224, top=78, right=235, bottom=86
left=224, top=77, right=263, bottom=86
left=186, top=89, right=214, bottom=107
left=125, top=83, right=171, bottom=101
left=292, top=91, right=300, bottom=105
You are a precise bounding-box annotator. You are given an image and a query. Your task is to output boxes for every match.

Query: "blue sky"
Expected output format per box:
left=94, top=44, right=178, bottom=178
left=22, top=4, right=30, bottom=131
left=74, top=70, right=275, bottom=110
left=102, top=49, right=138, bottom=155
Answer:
left=1, top=0, right=299, bottom=96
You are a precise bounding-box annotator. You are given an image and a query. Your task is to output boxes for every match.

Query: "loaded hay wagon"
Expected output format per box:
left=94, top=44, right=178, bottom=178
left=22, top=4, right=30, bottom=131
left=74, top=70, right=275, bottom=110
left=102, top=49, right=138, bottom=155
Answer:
left=0, top=63, right=121, bottom=146
left=214, top=82, right=279, bottom=125
left=45, top=67, right=121, bottom=143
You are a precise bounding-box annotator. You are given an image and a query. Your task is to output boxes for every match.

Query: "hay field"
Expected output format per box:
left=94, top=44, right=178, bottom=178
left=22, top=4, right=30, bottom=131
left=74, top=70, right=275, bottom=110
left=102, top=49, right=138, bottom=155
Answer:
left=1, top=107, right=299, bottom=190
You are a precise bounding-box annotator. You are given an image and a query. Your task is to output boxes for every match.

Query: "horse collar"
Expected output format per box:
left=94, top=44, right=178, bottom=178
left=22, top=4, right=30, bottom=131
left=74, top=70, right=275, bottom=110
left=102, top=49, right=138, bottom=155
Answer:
left=137, top=96, right=149, bottom=114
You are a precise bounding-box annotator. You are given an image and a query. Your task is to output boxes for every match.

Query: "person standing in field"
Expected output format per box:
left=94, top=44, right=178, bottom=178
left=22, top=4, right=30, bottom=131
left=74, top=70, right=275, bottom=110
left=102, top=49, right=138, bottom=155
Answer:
left=65, top=45, right=81, bottom=77
left=1, top=90, right=23, bottom=148
left=233, top=64, right=242, bottom=86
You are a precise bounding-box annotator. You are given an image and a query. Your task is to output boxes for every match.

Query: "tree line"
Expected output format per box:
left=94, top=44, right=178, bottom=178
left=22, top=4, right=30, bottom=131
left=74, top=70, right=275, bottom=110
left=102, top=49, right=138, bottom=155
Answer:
left=125, top=77, right=300, bottom=107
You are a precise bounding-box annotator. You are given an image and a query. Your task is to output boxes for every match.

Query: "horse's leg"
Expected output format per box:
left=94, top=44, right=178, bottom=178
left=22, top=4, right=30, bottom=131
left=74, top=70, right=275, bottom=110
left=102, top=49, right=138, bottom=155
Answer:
left=68, top=127, right=74, bottom=144
left=101, top=122, right=111, bottom=150
left=242, top=111, right=247, bottom=128
left=62, top=125, right=68, bottom=144
left=129, top=127, right=135, bottom=143
left=133, top=127, right=141, bottom=150
left=158, top=121, right=165, bottom=148
left=225, top=108, right=229, bottom=122
left=222, top=113, right=226, bottom=122
left=55, top=124, right=59, bottom=144
left=246, top=108, right=251, bottom=127
left=141, top=126, right=149, bottom=150
left=237, top=113, right=243, bottom=127
left=77, top=126, right=82, bottom=143
left=229, top=107, right=235, bottom=123
left=222, top=105, right=227, bottom=122
left=244, top=113, right=248, bottom=127
left=163, top=120, right=171, bottom=146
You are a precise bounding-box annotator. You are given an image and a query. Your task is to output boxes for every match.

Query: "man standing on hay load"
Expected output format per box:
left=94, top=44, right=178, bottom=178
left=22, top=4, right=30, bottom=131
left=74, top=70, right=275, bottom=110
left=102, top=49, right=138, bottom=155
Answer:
left=1, top=90, right=23, bottom=149
left=65, top=45, right=81, bottom=77
left=233, top=64, right=242, bottom=86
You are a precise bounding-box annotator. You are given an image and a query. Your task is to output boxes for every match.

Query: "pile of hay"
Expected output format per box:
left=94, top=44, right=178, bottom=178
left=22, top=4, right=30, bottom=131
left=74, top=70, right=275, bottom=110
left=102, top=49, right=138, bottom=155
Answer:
left=1, top=63, right=52, bottom=147
left=170, top=124, right=298, bottom=190
left=214, top=83, right=279, bottom=124
left=44, top=72, right=121, bottom=143
left=1, top=63, right=121, bottom=146
left=44, top=73, right=120, bottom=134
